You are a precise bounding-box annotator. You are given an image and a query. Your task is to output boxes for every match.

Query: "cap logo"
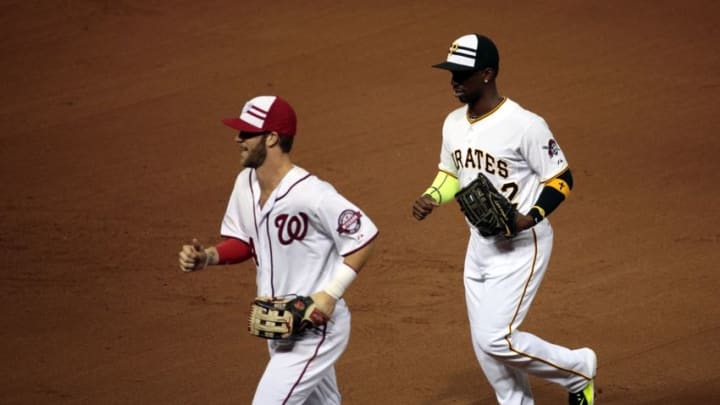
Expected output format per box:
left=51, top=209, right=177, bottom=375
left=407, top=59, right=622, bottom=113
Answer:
left=448, top=42, right=459, bottom=55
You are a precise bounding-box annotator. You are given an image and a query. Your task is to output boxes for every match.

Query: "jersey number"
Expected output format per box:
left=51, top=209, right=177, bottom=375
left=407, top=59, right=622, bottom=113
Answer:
left=501, top=182, right=519, bottom=202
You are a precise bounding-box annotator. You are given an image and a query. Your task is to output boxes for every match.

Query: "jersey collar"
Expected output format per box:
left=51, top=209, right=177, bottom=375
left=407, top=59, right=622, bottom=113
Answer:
left=466, top=97, right=507, bottom=124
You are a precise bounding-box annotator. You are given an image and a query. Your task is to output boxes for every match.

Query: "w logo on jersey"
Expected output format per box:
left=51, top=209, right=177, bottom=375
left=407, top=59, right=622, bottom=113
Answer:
left=275, top=213, right=309, bottom=245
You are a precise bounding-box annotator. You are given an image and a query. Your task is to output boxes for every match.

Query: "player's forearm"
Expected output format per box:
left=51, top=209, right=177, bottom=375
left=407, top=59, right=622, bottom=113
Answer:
left=423, top=170, right=460, bottom=204
left=323, top=239, right=377, bottom=299
left=205, top=237, right=253, bottom=266
left=527, top=169, right=574, bottom=224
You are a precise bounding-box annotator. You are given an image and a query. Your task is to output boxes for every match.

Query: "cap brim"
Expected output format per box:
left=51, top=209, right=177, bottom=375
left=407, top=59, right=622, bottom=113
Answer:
left=222, top=118, right=262, bottom=132
left=431, top=62, right=477, bottom=72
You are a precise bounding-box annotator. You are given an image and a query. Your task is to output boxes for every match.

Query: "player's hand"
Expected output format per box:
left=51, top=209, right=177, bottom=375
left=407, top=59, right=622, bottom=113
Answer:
left=310, top=291, right=337, bottom=318
left=179, top=238, right=208, bottom=272
left=412, top=194, right=439, bottom=220
left=514, top=213, right=536, bottom=232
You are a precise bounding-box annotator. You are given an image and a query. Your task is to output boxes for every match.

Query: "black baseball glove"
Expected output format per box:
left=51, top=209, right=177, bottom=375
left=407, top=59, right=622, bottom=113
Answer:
left=248, top=295, right=329, bottom=339
left=455, top=173, right=518, bottom=238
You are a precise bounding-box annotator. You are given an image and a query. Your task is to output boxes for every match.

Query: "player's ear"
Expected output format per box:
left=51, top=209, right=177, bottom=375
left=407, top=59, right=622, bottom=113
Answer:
left=265, top=131, right=280, bottom=148
left=484, top=67, right=498, bottom=83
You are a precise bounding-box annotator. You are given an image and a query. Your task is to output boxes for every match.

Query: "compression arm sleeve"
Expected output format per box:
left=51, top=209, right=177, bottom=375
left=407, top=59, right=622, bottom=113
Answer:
left=423, top=170, right=460, bottom=204
left=528, top=168, right=574, bottom=224
left=215, top=237, right=253, bottom=264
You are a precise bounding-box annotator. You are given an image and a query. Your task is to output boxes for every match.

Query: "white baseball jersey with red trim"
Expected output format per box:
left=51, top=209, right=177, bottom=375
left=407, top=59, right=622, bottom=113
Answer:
left=220, top=165, right=378, bottom=404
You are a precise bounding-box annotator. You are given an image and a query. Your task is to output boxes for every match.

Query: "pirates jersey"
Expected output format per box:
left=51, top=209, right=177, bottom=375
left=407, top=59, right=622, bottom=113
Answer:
left=438, top=98, right=569, bottom=218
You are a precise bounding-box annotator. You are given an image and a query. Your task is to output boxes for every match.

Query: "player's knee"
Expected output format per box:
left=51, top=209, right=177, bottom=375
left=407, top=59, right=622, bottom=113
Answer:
left=473, top=330, right=512, bottom=357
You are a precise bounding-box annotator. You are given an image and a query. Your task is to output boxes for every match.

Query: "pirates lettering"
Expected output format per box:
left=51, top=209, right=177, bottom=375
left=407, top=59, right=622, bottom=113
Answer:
left=453, top=148, right=509, bottom=178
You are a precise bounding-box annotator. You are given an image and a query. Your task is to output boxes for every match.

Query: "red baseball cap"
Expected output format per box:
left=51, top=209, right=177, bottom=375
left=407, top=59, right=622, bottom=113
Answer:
left=222, top=95, right=297, bottom=136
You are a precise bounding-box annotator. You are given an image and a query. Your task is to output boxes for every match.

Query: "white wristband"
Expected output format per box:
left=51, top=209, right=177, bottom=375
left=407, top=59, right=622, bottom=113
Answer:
left=323, top=262, right=358, bottom=299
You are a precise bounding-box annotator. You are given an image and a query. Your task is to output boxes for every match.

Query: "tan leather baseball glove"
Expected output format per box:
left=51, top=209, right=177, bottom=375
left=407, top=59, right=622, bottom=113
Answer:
left=248, top=295, right=330, bottom=339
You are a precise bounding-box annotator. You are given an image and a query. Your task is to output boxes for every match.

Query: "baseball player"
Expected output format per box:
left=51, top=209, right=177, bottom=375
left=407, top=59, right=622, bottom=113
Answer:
left=179, top=95, right=378, bottom=404
left=412, top=34, right=597, bottom=404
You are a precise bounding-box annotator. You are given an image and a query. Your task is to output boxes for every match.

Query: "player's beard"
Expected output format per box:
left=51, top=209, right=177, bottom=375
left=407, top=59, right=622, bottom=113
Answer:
left=242, top=138, right=267, bottom=169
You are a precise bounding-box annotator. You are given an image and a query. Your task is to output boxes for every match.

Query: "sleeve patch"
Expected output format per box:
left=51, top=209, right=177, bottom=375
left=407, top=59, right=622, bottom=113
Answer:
left=542, top=139, right=560, bottom=157
left=337, top=210, right=362, bottom=235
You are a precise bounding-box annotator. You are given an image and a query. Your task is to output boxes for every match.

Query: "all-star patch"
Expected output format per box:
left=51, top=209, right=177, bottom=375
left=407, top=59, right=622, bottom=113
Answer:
left=542, top=139, right=560, bottom=157
left=337, top=209, right=362, bottom=235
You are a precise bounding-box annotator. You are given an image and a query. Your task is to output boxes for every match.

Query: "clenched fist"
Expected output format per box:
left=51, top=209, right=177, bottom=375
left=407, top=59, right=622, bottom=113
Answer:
left=178, top=238, right=208, bottom=272
left=412, top=194, right=439, bottom=220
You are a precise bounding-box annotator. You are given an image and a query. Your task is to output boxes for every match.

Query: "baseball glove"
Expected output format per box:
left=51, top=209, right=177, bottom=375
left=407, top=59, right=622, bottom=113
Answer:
left=248, top=295, right=329, bottom=339
left=455, top=173, right=518, bottom=238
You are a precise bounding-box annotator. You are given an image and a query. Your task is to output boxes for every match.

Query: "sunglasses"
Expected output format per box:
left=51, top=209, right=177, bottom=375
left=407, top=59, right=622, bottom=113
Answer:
left=237, top=131, right=270, bottom=140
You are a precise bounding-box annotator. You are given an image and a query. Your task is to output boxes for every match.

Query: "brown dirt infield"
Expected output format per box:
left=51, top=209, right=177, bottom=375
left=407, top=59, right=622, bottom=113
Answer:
left=2, top=1, right=719, bottom=403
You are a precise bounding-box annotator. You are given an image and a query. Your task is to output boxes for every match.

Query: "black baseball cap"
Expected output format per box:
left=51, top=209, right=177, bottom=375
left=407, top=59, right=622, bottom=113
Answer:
left=432, top=33, right=499, bottom=72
